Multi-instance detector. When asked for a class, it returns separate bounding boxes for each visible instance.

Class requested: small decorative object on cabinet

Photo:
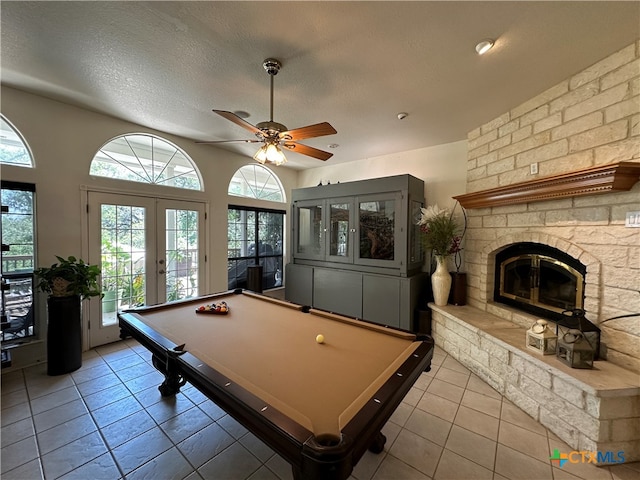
[34,256,102,375]
[417,204,463,307]
[526,319,557,355]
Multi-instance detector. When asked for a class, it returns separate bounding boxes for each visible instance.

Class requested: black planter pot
[448,272,467,306]
[47,295,82,375]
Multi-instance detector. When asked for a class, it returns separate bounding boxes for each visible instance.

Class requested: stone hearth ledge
[429,303,640,464]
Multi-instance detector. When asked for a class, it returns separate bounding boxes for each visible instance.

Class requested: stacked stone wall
[462,40,640,373]
[430,305,640,464]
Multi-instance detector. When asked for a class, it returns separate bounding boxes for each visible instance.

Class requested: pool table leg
[152,353,187,397]
[368,431,386,454]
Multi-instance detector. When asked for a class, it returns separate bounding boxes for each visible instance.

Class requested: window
[1,182,36,342]
[228,206,284,290]
[0,115,33,168]
[90,134,202,191]
[228,164,285,202]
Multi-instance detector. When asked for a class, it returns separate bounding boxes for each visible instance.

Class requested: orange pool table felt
[129,291,420,438]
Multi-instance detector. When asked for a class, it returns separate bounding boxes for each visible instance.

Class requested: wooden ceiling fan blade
[281,122,337,141]
[195,139,261,145]
[213,110,263,136]
[283,142,333,161]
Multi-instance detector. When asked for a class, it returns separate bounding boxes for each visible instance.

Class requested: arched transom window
[0,115,34,168]
[228,164,285,202]
[90,134,202,191]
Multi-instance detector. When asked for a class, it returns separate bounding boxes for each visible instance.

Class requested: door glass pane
[258,211,283,289]
[359,200,395,260]
[297,204,323,255]
[539,258,578,310]
[1,185,35,342]
[228,207,284,290]
[228,209,255,289]
[165,209,199,302]
[101,204,146,325]
[501,258,532,300]
[329,203,350,257]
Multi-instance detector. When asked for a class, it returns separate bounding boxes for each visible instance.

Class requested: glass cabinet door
[327,200,353,263]
[294,201,324,260]
[356,193,401,267]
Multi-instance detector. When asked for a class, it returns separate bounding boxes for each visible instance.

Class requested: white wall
[296,140,468,210]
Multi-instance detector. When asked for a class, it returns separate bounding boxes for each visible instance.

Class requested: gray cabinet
[291,174,424,277]
[285,263,425,330]
[286,175,426,330]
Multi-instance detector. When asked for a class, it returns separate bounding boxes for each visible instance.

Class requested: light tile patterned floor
[2,340,639,480]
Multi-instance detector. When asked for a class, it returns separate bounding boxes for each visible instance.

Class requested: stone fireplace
[431,40,640,463]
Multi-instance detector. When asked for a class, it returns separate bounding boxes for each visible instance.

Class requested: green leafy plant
[417,205,462,257]
[34,256,102,300]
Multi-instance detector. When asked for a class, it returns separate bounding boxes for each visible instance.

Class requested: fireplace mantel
[454,161,640,209]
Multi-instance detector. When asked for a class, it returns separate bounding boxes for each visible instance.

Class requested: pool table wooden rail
[118,291,434,480]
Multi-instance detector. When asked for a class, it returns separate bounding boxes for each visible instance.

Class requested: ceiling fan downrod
[257,58,287,135]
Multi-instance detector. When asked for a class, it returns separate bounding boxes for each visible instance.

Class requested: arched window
[228,164,285,203]
[90,134,202,191]
[0,115,34,167]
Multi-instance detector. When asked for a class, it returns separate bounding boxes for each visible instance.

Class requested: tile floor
[2,340,639,480]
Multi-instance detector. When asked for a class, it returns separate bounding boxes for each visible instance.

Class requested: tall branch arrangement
[417,205,463,258]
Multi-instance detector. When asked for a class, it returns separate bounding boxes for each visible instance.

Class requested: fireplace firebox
[495,243,585,321]
[494,242,600,358]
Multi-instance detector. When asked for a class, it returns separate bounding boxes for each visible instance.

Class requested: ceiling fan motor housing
[256,121,288,137]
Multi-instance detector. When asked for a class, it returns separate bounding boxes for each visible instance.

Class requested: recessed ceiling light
[475,39,494,55]
[328,144,339,149]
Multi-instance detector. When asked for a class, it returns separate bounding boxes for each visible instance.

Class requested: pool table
[118,289,434,480]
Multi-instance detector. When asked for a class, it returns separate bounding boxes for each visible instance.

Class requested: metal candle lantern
[526,319,557,355]
[557,329,595,369]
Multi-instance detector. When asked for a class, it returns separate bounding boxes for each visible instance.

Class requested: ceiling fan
[198,58,337,165]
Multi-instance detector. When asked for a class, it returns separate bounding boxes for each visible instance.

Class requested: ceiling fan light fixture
[253,145,268,164]
[253,142,287,166]
[475,39,495,55]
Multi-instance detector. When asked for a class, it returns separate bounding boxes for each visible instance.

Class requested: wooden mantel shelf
[454,162,640,209]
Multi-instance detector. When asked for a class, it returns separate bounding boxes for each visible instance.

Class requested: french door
[86,192,206,347]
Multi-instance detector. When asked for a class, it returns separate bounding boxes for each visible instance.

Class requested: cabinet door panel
[313,269,362,319]
[285,264,314,306]
[363,276,400,328]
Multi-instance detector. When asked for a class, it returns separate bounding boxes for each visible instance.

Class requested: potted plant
[417,205,463,306]
[34,255,102,375]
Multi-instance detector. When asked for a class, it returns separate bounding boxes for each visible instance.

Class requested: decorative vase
[431,255,452,306]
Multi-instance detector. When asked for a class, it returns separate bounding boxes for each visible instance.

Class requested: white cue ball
[316,334,325,344]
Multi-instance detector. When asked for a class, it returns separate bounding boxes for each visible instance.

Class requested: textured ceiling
[2,2,639,169]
